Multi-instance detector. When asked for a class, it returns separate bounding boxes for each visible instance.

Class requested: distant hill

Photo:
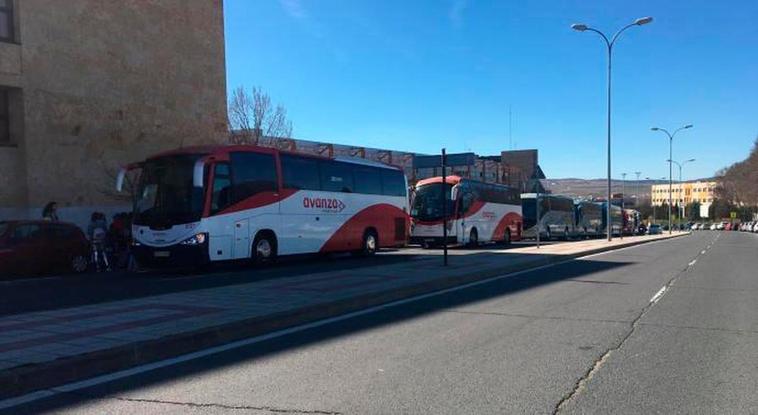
[542,178,668,199]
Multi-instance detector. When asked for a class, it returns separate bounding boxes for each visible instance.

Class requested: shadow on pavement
[0,252,417,317]
[12,255,632,413]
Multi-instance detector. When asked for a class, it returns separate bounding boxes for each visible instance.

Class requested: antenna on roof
[509,105,513,150]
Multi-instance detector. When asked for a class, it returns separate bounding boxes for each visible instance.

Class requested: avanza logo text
[303,197,346,212]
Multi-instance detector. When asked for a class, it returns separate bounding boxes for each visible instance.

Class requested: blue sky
[224,0,758,180]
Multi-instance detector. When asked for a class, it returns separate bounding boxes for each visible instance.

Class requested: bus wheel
[468,228,479,248]
[502,229,511,246]
[252,232,277,265]
[361,230,378,256]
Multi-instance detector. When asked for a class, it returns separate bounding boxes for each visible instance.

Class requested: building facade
[651,181,717,217]
[0,0,228,226]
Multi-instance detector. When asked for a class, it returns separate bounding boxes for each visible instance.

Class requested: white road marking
[0,239,678,410]
[650,286,667,304]
[701,250,706,255]
[688,259,697,267]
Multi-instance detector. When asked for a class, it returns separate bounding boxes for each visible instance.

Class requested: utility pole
[441,148,448,266]
[621,172,626,239]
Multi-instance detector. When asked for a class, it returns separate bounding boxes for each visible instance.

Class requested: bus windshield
[133,154,205,228]
[411,183,454,222]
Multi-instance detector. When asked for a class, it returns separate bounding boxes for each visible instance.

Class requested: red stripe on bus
[493,212,523,241]
[412,200,487,226]
[212,189,299,216]
[319,204,409,253]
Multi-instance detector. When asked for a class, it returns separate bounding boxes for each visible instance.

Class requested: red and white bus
[409,176,523,247]
[116,145,410,268]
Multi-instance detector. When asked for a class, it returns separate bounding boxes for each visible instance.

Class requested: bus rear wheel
[252,232,277,265]
[360,230,378,256]
[468,228,479,248]
[502,229,511,246]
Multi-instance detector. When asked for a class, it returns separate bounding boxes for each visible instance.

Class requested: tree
[715,136,758,205]
[686,202,701,221]
[228,86,293,145]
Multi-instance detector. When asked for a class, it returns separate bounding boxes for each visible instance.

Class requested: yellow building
[651,181,717,217]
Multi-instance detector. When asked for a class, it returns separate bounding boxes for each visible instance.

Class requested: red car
[0,220,90,277]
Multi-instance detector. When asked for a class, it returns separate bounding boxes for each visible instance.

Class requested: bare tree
[228,86,293,145]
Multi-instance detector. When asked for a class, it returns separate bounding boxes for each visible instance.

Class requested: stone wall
[2,0,227,216]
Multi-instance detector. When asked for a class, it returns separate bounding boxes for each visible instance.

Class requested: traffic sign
[730,211,737,219]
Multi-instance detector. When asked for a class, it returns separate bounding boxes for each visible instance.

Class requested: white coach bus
[116,145,410,268]
[409,176,523,247]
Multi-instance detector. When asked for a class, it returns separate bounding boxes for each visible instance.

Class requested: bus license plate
[154,251,170,258]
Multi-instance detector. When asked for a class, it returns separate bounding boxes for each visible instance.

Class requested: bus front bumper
[132,242,210,269]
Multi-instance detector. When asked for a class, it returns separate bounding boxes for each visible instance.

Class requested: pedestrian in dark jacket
[42,202,59,221]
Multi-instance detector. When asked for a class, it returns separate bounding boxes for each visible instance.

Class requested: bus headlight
[180,233,207,245]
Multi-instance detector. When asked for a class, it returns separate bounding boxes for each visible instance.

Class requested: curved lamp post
[572,16,653,241]
[666,158,696,226]
[651,124,693,233]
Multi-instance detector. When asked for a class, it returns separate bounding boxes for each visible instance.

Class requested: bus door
[233,219,250,258]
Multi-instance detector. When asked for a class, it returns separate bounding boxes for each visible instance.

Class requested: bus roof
[145,145,401,170]
[416,175,463,187]
[521,193,572,198]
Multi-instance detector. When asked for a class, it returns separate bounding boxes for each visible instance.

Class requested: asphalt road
[10,231,758,414]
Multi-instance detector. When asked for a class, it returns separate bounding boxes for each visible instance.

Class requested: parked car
[648,224,662,235]
[637,224,648,235]
[0,220,90,277]
[725,223,733,231]
[710,223,718,230]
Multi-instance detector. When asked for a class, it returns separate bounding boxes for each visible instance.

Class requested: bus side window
[211,163,232,213]
[353,166,383,195]
[281,155,320,190]
[320,161,354,193]
[460,191,474,214]
[230,152,277,203]
[381,170,406,197]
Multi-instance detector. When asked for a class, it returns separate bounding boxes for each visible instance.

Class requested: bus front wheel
[252,232,277,265]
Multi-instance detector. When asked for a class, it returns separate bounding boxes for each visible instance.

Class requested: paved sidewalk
[0,233,686,399]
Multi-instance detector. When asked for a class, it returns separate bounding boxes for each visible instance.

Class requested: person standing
[42,201,59,221]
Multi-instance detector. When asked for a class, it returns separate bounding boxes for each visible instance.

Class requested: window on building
[0,89,8,144]
[0,0,13,42]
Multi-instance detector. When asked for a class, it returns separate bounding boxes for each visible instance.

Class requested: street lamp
[572,16,653,241]
[651,124,693,233]
[666,158,696,226]
[621,172,627,239]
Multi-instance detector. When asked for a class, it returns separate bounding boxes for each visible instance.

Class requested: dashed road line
[650,286,667,304]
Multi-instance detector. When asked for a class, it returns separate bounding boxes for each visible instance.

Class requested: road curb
[0,233,687,400]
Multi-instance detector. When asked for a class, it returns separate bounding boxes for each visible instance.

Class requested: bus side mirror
[116,167,126,192]
[193,160,205,188]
